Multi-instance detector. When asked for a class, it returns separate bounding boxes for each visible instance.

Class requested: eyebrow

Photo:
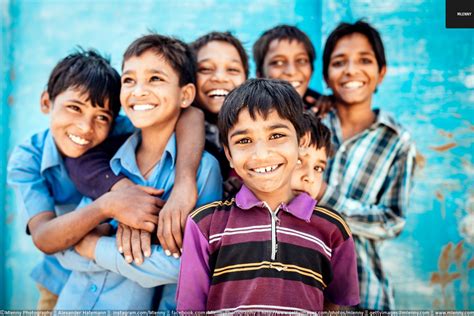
[331,51,375,59]
[68,99,114,116]
[198,58,242,64]
[229,123,292,139]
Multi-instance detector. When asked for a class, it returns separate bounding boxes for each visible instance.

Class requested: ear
[40,91,52,114]
[299,131,311,148]
[179,83,196,109]
[377,66,387,85]
[223,145,234,168]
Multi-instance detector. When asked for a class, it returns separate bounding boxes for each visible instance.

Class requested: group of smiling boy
[8,20,416,312]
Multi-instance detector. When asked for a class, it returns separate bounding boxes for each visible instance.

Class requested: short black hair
[218,78,305,149]
[123,34,196,86]
[253,25,316,77]
[323,20,386,81]
[46,48,121,118]
[191,31,249,79]
[301,112,333,157]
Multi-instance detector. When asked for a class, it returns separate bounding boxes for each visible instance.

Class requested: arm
[157,106,205,256]
[176,219,210,311]
[324,237,360,307]
[319,144,416,240]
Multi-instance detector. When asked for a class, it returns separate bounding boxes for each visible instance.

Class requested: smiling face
[224,109,299,205]
[326,33,386,109]
[261,39,313,97]
[42,87,113,158]
[120,50,192,131]
[196,41,246,114]
[290,141,327,199]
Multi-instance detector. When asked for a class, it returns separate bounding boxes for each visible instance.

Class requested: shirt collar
[235,184,316,222]
[41,129,64,173]
[110,130,177,176]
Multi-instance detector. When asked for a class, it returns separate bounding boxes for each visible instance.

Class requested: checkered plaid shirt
[319,109,416,310]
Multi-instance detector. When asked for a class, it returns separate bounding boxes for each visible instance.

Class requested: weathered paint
[1,0,472,309]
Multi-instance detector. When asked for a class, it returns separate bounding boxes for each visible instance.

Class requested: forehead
[54,87,111,110]
[267,39,308,57]
[122,50,176,75]
[231,108,294,132]
[300,145,327,161]
[331,33,374,57]
[197,41,242,63]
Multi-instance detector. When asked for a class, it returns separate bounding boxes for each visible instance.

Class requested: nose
[283,62,297,76]
[76,116,93,134]
[132,83,149,97]
[254,140,270,159]
[302,167,315,184]
[344,60,358,76]
[211,68,228,82]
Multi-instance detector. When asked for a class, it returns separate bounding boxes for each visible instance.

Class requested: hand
[116,223,151,265]
[224,176,242,199]
[75,223,112,260]
[98,185,165,232]
[157,180,198,258]
[305,94,335,118]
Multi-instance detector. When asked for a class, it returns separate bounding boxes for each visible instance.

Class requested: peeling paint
[430,142,458,152]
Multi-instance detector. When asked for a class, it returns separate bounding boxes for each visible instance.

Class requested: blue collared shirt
[7,129,81,294]
[55,131,223,310]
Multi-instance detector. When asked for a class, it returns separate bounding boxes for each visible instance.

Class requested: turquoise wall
[1,0,472,309]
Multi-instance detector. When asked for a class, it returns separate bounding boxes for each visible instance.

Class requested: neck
[136,121,176,178]
[254,187,295,211]
[335,101,375,141]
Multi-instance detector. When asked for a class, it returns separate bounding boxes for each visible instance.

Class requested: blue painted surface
[1,0,472,310]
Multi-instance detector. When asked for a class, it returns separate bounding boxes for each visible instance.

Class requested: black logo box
[446,0,474,28]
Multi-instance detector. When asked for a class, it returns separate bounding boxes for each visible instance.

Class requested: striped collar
[235,185,316,222]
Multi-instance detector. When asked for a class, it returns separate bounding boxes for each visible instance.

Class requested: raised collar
[235,184,316,222]
[40,129,63,174]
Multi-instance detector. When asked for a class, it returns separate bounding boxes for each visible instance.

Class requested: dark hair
[46,48,121,118]
[323,20,386,81]
[123,34,196,86]
[191,31,249,79]
[218,78,305,149]
[301,112,333,157]
[253,25,316,77]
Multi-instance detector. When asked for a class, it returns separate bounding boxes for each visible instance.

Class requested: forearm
[55,248,105,272]
[30,200,108,254]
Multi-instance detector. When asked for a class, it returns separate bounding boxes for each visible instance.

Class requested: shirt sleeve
[195,153,223,208]
[324,237,360,306]
[55,249,106,272]
[94,236,180,288]
[63,134,129,200]
[176,218,210,311]
[320,142,416,240]
[7,143,55,228]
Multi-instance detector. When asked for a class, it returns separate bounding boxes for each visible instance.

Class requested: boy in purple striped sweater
[176,79,359,312]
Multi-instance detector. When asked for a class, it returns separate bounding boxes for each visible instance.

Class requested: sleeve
[320,142,416,240]
[195,153,223,208]
[324,237,360,306]
[63,134,129,200]
[55,248,106,273]
[176,218,210,311]
[94,236,180,288]
[7,143,55,228]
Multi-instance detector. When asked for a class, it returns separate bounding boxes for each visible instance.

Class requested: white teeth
[207,89,229,98]
[132,104,156,111]
[290,81,301,88]
[342,81,364,89]
[254,165,278,174]
[68,134,90,146]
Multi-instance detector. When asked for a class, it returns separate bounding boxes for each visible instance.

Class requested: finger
[155,197,166,209]
[156,215,169,256]
[122,225,133,264]
[116,224,123,253]
[305,95,316,105]
[162,213,179,258]
[131,229,143,265]
[140,230,152,258]
[172,213,184,254]
[139,219,157,233]
[137,186,165,196]
[180,212,188,231]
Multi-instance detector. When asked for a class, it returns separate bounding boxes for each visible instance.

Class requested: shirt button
[90,284,97,292]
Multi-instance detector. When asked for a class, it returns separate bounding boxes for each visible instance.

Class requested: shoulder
[312,204,351,240]
[377,110,416,155]
[197,151,222,180]
[8,130,50,170]
[189,197,235,224]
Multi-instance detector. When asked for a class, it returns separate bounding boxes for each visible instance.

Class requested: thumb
[137,186,165,196]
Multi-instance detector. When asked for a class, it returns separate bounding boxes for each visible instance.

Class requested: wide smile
[250,163,282,175]
[289,81,302,89]
[130,103,158,111]
[341,80,366,90]
[67,133,91,146]
[206,89,230,99]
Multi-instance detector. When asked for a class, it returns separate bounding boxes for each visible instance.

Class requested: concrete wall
[1,0,472,309]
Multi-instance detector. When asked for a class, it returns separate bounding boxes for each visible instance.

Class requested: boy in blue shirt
[7,49,206,309]
[54,34,222,310]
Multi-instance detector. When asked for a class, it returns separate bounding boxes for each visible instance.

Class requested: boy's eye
[122,77,134,84]
[96,115,110,123]
[236,138,251,145]
[296,58,309,65]
[66,105,81,112]
[314,166,325,173]
[331,60,345,67]
[270,133,285,140]
[198,67,213,74]
[270,60,285,67]
[150,76,163,82]
[360,57,373,64]
[228,67,241,74]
